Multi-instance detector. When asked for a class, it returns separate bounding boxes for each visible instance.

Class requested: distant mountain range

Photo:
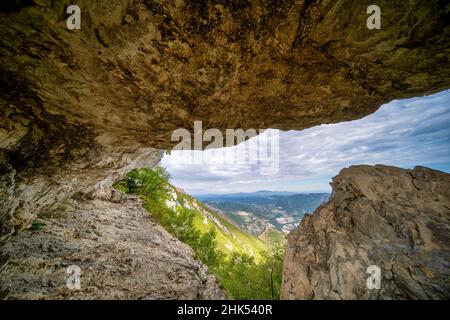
[196,190,299,200]
[197,191,330,235]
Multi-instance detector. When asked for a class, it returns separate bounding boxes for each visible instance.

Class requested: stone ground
[0,196,225,299]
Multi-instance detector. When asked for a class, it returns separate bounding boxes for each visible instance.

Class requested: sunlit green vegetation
[30,221,46,231]
[114,166,284,299]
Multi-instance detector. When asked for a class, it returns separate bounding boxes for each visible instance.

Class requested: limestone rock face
[0,146,164,244]
[1,0,449,241]
[281,165,450,300]
[0,0,449,300]
[1,0,449,148]
[0,196,225,299]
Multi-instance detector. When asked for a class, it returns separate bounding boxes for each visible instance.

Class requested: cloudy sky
[161,90,450,195]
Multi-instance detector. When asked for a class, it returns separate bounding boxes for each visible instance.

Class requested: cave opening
[1,0,449,301]
[112,90,450,299]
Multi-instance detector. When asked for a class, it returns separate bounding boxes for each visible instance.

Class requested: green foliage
[165,207,202,246]
[215,247,284,299]
[196,228,225,268]
[116,166,284,299]
[259,227,287,249]
[30,221,46,231]
[122,166,170,199]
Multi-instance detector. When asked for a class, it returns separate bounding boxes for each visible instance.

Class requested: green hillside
[258,226,287,248]
[114,166,285,299]
[173,190,268,260]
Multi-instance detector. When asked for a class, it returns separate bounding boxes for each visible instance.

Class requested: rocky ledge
[0,196,225,299]
[281,165,450,299]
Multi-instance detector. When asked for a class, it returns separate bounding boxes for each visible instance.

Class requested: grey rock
[281,165,450,300]
[1,0,449,242]
[0,197,225,299]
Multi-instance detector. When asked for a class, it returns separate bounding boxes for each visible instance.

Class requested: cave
[0,0,449,300]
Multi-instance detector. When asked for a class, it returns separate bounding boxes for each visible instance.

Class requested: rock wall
[2,0,449,146]
[0,145,164,244]
[281,165,450,299]
[0,196,225,299]
[0,0,449,300]
[1,0,449,242]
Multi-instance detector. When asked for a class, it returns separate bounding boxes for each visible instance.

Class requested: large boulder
[281,165,450,299]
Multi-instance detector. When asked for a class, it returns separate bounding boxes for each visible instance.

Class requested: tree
[125,166,170,201]
[196,228,223,268]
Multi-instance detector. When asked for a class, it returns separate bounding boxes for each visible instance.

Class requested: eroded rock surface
[281,165,450,300]
[0,146,164,244]
[1,0,449,242]
[0,0,449,300]
[0,196,225,299]
[2,0,449,144]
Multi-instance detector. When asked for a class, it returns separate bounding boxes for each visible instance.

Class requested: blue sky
[162,90,450,194]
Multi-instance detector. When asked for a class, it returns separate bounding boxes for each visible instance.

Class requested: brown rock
[281,165,450,300]
[0,1,449,300]
[0,196,225,299]
[0,1,449,242]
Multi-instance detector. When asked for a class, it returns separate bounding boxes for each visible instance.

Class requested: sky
[161,90,450,195]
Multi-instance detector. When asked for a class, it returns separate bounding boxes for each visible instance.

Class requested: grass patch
[29,221,46,231]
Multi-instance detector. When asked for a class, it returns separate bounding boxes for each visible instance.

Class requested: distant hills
[198,192,330,235]
[164,186,275,258]
[196,190,299,200]
[157,188,329,253]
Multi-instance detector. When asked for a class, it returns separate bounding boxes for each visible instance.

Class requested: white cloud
[161,90,450,194]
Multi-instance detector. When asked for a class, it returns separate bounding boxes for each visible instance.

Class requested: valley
[197,192,329,236]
